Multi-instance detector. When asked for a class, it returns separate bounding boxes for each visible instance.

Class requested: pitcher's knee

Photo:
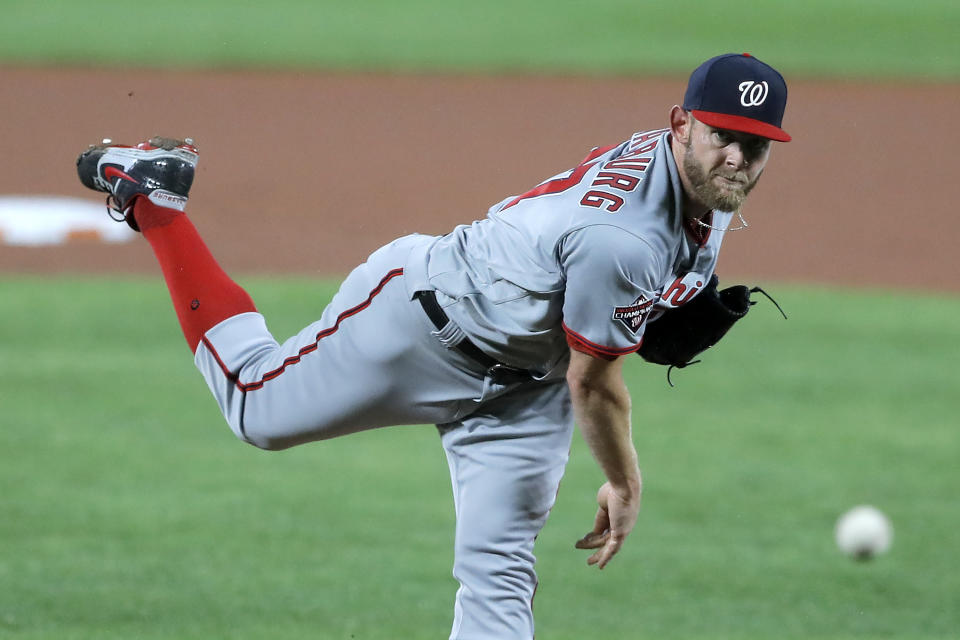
[226,411,303,451]
[241,431,294,451]
[238,421,305,451]
[454,546,537,595]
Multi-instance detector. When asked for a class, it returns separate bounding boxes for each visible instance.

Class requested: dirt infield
[1,67,956,292]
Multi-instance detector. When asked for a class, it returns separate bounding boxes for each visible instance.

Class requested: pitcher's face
[677,113,771,212]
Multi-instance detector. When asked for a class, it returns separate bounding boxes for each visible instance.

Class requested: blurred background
[1,1,957,638]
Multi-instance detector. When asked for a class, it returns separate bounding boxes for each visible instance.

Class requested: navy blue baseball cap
[683,53,791,142]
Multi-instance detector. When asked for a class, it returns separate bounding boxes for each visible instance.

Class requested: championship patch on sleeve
[612,295,653,334]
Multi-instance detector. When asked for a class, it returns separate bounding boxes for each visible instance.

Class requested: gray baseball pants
[194,234,574,639]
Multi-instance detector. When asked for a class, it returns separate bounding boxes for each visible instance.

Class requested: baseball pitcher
[75,53,790,639]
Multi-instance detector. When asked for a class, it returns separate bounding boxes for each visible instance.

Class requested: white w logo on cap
[738,80,769,107]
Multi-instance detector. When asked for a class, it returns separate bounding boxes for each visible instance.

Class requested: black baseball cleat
[76,137,199,231]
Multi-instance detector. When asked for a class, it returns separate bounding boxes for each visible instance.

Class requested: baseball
[834,505,893,560]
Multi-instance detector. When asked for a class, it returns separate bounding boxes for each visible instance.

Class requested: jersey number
[500,144,615,211]
[501,139,657,213]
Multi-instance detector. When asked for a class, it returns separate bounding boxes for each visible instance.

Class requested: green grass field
[1,277,957,639]
[2,0,958,79]
[2,0,958,637]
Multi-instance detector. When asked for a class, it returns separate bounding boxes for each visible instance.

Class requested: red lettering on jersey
[502,134,660,214]
[633,141,659,154]
[604,156,652,172]
[501,163,594,211]
[580,144,618,165]
[633,130,663,144]
[592,171,640,192]
[627,129,666,154]
[661,279,685,305]
[580,190,625,212]
[661,277,705,306]
[579,140,656,208]
[501,145,614,211]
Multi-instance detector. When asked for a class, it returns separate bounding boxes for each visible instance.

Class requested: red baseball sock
[133,198,257,353]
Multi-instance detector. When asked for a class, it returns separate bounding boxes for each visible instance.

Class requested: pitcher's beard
[683,152,761,213]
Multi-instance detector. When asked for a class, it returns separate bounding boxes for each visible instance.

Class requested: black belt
[415,290,533,385]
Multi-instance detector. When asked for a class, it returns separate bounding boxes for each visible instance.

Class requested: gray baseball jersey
[405,127,731,375]
[193,127,732,640]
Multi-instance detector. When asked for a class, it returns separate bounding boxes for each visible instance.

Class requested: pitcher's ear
[670,105,693,144]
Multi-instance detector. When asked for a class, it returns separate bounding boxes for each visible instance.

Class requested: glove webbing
[664,285,787,387]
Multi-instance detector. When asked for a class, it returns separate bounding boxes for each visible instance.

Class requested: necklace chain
[694,210,750,232]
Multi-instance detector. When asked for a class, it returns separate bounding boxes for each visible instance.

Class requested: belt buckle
[487,363,530,385]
